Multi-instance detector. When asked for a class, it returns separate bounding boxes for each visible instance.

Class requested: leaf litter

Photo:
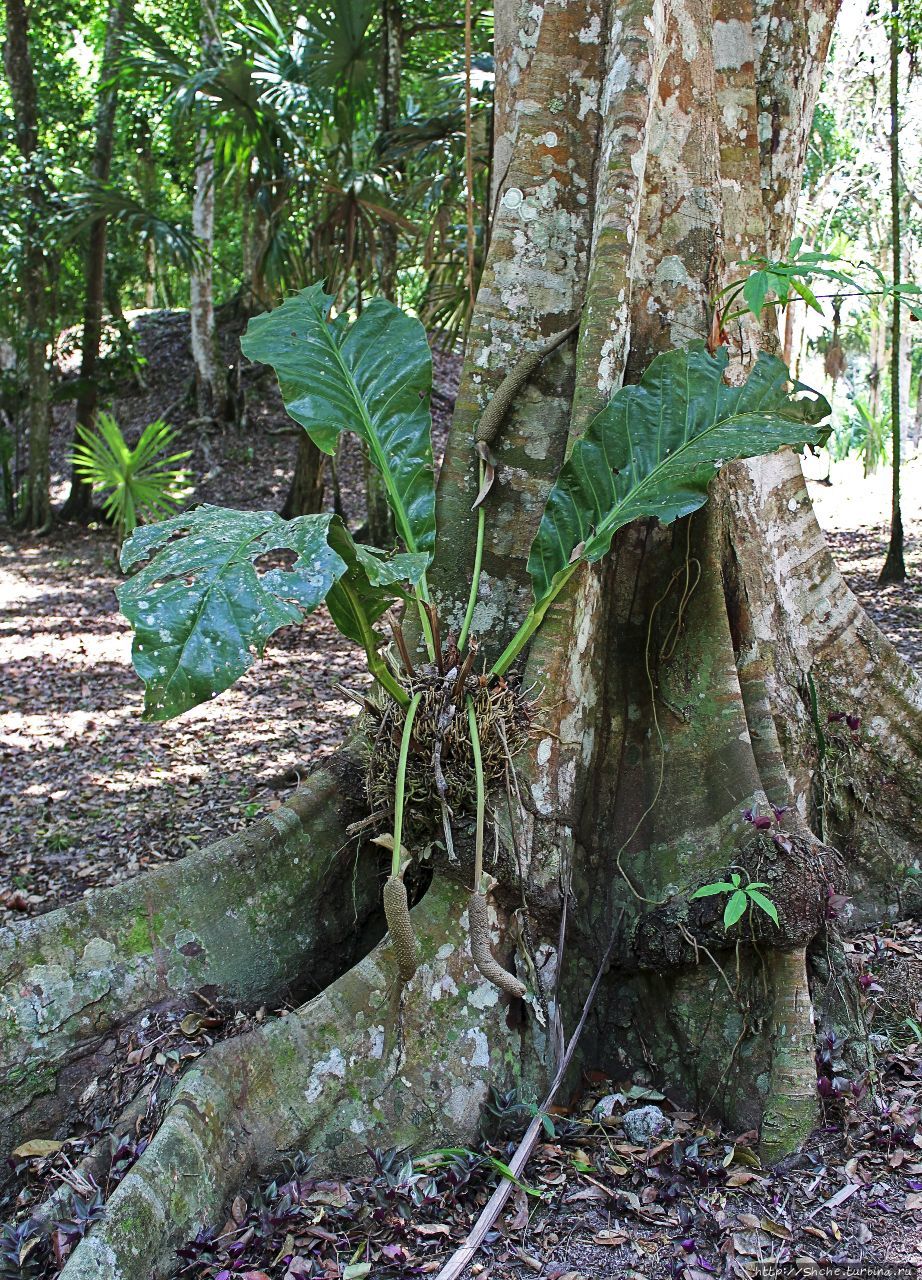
[2,918,921,1278]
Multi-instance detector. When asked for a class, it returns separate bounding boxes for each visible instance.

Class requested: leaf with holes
[241,282,436,556]
[117,505,346,720]
[527,341,830,612]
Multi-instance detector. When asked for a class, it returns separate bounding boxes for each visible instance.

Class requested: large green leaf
[117,505,347,720]
[240,283,436,556]
[324,516,428,649]
[528,342,831,608]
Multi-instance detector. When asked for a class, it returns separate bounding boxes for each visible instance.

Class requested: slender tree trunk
[189,1,231,423]
[190,127,229,421]
[867,303,886,418]
[62,0,130,521]
[136,115,158,308]
[880,0,905,582]
[362,0,404,547]
[280,429,325,517]
[144,239,157,308]
[241,171,277,313]
[377,0,403,302]
[3,0,51,530]
[782,295,796,366]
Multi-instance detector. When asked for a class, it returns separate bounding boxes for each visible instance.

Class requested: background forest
[0,0,919,528]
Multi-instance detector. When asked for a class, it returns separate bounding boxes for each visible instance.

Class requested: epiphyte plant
[116,282,831,994]
[691,871,780,931]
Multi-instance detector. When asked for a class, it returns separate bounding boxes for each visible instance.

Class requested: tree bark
[62,0,130,521]
[3,0,52,530]
[5,4,922,1275]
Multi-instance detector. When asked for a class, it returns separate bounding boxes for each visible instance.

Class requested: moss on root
[58,878,548,1280]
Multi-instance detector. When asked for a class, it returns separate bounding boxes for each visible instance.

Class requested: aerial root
[57,878,540,1280]
[366,672,532,824]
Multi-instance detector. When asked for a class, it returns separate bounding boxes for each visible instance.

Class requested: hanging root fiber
[365,674,532,829]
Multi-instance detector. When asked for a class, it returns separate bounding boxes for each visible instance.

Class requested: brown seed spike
[383,875,418,984]
[468,892,527,998]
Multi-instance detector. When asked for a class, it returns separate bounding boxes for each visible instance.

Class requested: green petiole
[339,579,410,707]
[458,459,486,653]
[489,563,578,678]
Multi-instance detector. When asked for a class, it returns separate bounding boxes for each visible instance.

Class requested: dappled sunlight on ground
[0,528,368,918]
[806,452,922,670]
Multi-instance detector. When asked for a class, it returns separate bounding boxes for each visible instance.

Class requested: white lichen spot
[431,974,459,1000]
[468,980,501,1011]
[713,19,750,70]
[578,14,601,43]
[601,54,630,113]
[368,1025,386,1060]
[465,1027,491,1068]
[81,937,116,969]
[303,1045,347,1103]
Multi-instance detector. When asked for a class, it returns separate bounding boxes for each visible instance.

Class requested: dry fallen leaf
[12,1139,65,1159]
[592,1230,628,1246]
[760,1218,793,1241]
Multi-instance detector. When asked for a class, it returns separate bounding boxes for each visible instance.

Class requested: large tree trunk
[62,0,130,522]
[3,0,52,531]
[4,4,922,1276]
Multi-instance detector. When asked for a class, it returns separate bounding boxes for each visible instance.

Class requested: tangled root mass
[365,671,532,832]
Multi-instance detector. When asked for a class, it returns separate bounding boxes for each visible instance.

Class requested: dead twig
[433,911,623,1280]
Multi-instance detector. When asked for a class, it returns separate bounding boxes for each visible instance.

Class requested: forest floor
[1,311,921,1278]
[5,918,922,1279]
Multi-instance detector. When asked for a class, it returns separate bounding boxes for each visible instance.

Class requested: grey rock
[622,1104,667,1145]
[591,1093,623,1121]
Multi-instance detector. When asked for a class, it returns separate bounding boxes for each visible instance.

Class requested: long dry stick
[433,915,622,1280]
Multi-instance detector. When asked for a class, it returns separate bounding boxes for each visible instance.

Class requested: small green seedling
[691,872,779,931]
